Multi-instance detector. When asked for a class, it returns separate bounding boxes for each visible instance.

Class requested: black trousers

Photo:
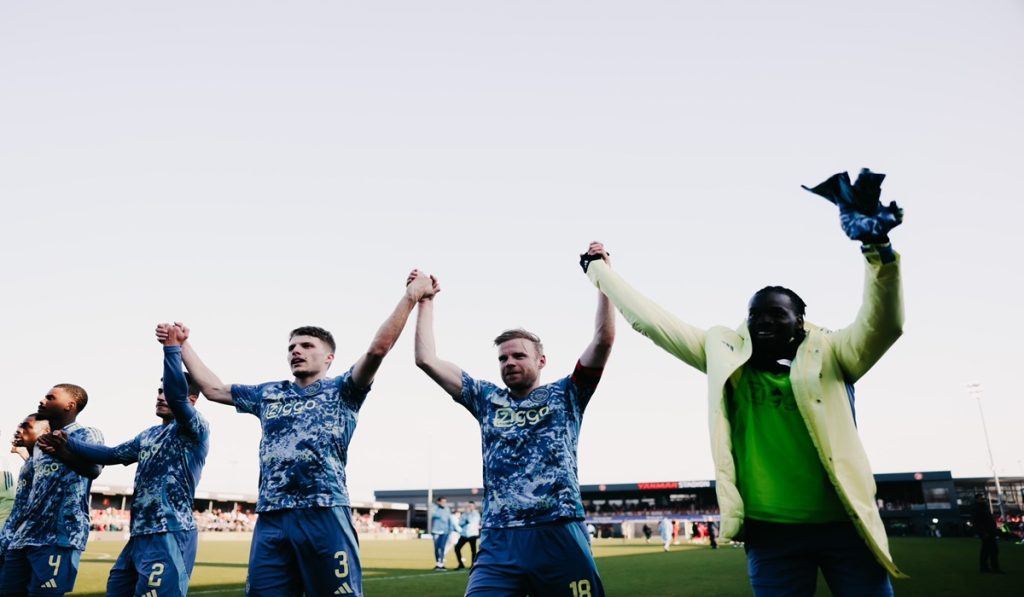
[455,535,479,567]
[979,535,1000,571]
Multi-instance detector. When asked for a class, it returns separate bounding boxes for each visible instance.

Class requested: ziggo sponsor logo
[493,406,550,428]
[265,399,320,420]
[37,461,63,476]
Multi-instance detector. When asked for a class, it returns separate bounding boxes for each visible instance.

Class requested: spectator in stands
[581,169,906,595]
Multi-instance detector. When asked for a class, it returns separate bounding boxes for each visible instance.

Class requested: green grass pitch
[72,537,1021,595]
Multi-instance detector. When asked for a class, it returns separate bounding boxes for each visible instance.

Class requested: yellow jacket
[586,245,905,577]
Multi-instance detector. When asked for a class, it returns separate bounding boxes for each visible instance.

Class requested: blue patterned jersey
[0,459,34,552]
[457,361,602,529]
[232,367,370,512]
[9,422,103,551]
[109,414,209,535]
[66,346,210,535]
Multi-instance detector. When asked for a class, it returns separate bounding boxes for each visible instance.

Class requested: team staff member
[581,169,906,596]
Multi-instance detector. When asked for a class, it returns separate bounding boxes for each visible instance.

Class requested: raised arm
[157,323,234,405]
[802,168,905,382]
[414,277,464,399]
[351,270,437,387]
[581,243,708,373]
[579,242,616,368]
[159,327,200,427]
[36,431,103,479]
[830,244,903,382]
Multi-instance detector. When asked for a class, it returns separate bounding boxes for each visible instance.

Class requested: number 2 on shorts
[148,563,165,587]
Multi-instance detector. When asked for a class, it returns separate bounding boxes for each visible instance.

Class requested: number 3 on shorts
[569,579,591,597]
[334,551,348,579]
[148,563,165,587]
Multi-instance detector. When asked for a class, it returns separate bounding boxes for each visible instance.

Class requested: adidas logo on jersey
[142,590,159,597]
[40,579,58,588]
[334,582,354,594]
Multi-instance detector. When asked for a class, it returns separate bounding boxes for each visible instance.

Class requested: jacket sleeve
[831,244,904,383]
[586,260,708,373]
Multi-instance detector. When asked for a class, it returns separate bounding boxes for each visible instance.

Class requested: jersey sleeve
[162,346,205,438]
[69,435,137,466]
[568,360,604,414]
[338,367,372,411]
[586,259,709,373]
[82,426,104,445]
[75,426,106,475]
[830,244,904,384]
[183,413,211,444]
[455,372,490,421]
[232,384,262,416]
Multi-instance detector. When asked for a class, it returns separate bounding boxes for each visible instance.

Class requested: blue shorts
[246,506,361,597]
[744,519,893,597]
[466,521,603,597]
[106,529,198,597]
[0,545,81,596]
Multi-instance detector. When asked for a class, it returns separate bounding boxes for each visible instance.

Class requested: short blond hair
[493,329,543,355]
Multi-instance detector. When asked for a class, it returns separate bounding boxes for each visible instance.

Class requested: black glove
[802,168,903,244]
[579,252,607,273]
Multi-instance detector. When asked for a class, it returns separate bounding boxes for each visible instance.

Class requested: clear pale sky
[2,1,1022,502]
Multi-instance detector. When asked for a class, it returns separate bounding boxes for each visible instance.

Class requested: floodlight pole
[967,382,1006,521]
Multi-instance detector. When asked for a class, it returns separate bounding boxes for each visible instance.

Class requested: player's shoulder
[540,376,570,392]
[68,422,103,440]
[472,376,503,396]
[325,371,351,388]
[329,365,370,389]
[139,423,165,438]
[265,379,293,391]
[189,411,212,436]
[242,379,292,395]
